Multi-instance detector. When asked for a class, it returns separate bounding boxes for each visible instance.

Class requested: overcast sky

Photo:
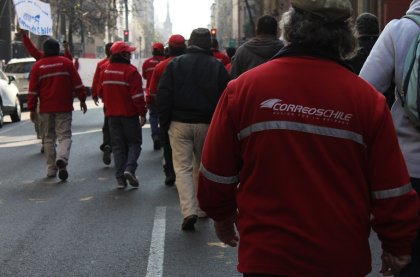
[154,0,214,39]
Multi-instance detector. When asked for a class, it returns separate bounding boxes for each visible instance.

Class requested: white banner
[13,0,53,36]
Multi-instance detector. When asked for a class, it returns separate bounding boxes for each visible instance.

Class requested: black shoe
[102,145,112,165]
[116,177,127,189]
[164,174,175,186]
[182,215,198,231]
[153,139,161,150]
[56,159,68,181]
[124,171,139,188]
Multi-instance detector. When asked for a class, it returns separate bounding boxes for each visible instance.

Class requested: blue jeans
[148,104,160,141]
[108,116,142,179]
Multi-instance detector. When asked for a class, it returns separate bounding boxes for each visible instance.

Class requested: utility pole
[0,0,12,61]
[124,0,129,42]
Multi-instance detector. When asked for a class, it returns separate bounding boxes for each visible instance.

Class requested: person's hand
[30,111,36,123]
[80,102,87,114]
[63,40,69,50]
[93,96,99,106]
[140,116,146,126]
[380,251,411,276]
[214,213,239,247]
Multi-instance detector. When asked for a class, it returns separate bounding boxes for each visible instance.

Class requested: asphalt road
[0,100,383,277]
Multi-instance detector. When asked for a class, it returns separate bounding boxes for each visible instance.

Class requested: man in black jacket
[157,28,230,231]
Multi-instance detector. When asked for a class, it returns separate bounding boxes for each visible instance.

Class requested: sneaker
[123,171,139,188]
[182,215,198,231]
[164,174,175,186]
[102,145,112,165]
[47,171,57,178]
[116,177,127,189]
[197,210,208,219]
[56,159,68,181]
[153,139,161,150]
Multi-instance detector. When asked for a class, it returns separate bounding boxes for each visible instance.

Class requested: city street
[0,100,383,277]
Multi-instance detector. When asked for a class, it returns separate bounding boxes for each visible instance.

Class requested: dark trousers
[397,177,420,277]
[100,107,111,150]
[148,104,160,141]
[160,127,174,177]
[108,116,142,179]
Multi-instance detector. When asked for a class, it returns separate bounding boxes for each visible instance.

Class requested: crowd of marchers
[20,0,420,276]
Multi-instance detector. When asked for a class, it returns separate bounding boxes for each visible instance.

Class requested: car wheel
[10,98,21,122]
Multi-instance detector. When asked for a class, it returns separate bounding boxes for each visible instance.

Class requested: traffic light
[210,28,217,37]
[124,30,129,42]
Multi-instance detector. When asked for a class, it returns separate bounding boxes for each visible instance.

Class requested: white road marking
[146,206,166,277]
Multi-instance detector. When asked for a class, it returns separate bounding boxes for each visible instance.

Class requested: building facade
[211,0,412,50]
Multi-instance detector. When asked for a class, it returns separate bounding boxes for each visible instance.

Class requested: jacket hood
[244,35,284,59]
[408,0,420,15]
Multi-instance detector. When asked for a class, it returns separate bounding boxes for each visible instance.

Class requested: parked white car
[0,69,21,128]
[4,57,36,110]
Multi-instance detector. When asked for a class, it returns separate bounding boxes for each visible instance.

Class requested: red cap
[110,41,136,54]
[152,42,164,52]
[168,34,186,47]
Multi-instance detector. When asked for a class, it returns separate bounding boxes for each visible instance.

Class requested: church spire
[163,0,172,41]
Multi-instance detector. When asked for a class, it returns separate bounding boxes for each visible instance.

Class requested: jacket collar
[272,45,353,72]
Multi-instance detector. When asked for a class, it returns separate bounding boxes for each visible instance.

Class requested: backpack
[399,14,420,127]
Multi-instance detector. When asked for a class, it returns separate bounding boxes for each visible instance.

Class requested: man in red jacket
[98,41,147,189]
[91,42,113,165]
[197,1,420,276]
[211,38,230,66]
[142,42,165,150]
[28,39,87,181]
[19,27,73,154]
[149,34,186,186]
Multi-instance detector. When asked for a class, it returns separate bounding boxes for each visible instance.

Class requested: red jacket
[147,57,175,105]
[91,58,109,100]
[22,31,72,61]
[142,55,165,102]
[28,56,86,113]
[198,56,420,276]
[98,62,147,117]
[212,50,230,66]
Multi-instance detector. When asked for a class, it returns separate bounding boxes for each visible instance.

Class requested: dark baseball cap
[291,0,353,21]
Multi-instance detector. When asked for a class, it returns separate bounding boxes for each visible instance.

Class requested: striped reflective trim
[372,183,412,200]
[39,72,70,80]
[200,163,239,184]
[132,93,144,99]
[74,84,83,89]
[28,91,38,95]
[102,81,129,86]
[237,121,365,146]
[145,67,155,72]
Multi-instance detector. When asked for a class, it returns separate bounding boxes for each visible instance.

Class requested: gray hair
[280,8,357,60]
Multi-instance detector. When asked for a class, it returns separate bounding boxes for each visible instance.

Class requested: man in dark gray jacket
[157,28,230,231]
[230,15,284,78]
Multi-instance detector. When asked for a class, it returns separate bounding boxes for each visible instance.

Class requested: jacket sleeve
[368,101,420,256]
[156,63,174,130]
[27,63,40,112]
[129,70,147,117]
[64,50,73,61]
[359,22,396,93]
[69,63,86,103]
[147,66,161,106]
[197,84,241,221]
[21,31,43,60]
[91,63,101,99]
